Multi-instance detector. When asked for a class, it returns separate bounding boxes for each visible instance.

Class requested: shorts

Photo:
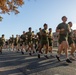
[48,38,52,46]
[58,35,67,44]
[14,43,18,46]
[27,39,32,45]
[68,37,73,46]
[0,42,3,47]
[49,42,52,46]
[74,40,76,44]
[41,40,48,47]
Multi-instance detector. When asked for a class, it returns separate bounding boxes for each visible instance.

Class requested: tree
[0,0,24,19]
[0,16,3,21]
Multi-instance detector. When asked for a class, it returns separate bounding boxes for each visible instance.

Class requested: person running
[0,34,5,54]
[56,16,72,63]
[20,31,26,54]
[14,35,19,52]
[36,28,42,52]
[10,35,15,51]
[73,30,76,52]
[5,39,9,49]
[17,35,21,52]
[32,31,36,53]
[26,27,33,55]
[48,28,54,57]
[68,22,76,60]
[38,23,49,58]
[34,34,38,52]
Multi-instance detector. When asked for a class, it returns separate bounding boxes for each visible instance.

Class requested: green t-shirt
[37,32,41,40]
[26,32,32,40]
[41,29,48,41]
[57,22,69,36]
[0,37,3,44]
[11,37,14,43]
[20,34,26,42]
[14,37,19,44]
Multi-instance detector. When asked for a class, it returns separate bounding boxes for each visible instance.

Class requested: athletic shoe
[66,59,72,63]
[29,53,32,56]
[56,55,60,61]
[44,55,49,59]
[69,56,76,61]
[21,51,24,55]
[50,55,55,58]
[38,54,40,58]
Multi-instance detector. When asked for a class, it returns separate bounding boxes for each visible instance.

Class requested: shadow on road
[0,51,70,75]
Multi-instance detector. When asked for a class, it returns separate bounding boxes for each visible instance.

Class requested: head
[43,23,48,30]
[23,31,25,34]
[18,35,20,37]
[39,28,42,32]
[29,27,32,32]
[68,22,72,27]
[32,31,34,33]
[49,28,52,32]
[2,34,4,38]
[12,35,14,37]
[62,16,67,23]
[16,35,18,37]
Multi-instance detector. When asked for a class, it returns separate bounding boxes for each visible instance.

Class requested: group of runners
[0,16,76,63]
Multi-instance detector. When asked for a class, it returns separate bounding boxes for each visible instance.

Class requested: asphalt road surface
[0,49,76,75]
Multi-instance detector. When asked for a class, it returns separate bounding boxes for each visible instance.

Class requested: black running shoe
[1,52,2,54]
[50,55,55,58]
[40,51,43,54]
[0,51,2,54]
[36,49,38,52]
[21,51,24,55]
[66,59,72,63]
[44,55,49,59]
[33,51,35,53]
[29,53,32,56]
[38,54,40,58]
[18,49,19,51]
[26,49,28,52]
[56,55,60,61]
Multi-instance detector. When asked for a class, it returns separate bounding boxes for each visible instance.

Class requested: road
[0,49,76,75]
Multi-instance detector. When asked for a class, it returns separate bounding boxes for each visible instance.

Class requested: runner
[0,34,5,54]
[5,39,9,49]
[73,30,76,52]
[36,28,42,52]
[38,23,49,58]
[32,31,36,53]
[10,35,14,51]
[48,28,54,57]
[14,35,19,52]
[56,16,72,63]
[26,27,33,55]
[68,22,76,60]
[20,31,26,54]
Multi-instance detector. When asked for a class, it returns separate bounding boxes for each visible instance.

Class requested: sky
[0,0,76,39]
